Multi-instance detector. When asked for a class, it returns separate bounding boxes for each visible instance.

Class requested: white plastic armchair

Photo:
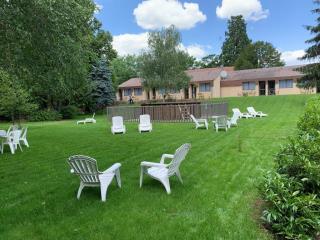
[19,127,29,147]
[1,130,22,154]
[247,107,268,118]
[68,155,121,202]
[232,108,253,119]
[111,116,126,134]
[140,143,191,194]
[190,114,208,130]
[139,114,152,133]
[227,112,240,128]
[214,116,228,132]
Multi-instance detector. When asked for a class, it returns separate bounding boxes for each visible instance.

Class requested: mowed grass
[0,94,314,240]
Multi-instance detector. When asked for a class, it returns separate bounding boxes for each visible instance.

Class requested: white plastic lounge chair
[214,116,228,132]
[1,130,22,154]
[190,114,208,130]
[139,114,152,133]
[247,107,268,118]
[140,143,191,194]
[77,113,96,124]
[68,155,121,202]
[111,116,126,134]
[19,127,29,147]
[232,108,253,119]
[227,112,240,128]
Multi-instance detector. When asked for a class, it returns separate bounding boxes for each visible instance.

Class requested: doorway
[268,80,276,95]
[152,88,156,99]
[191,85,197,99]
[259,81,266,96]
[118,89,123,101]
[184,88,189,99]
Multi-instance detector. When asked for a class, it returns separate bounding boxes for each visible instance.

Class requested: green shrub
[28,109,62,122]
[60,105,80,119]
[261,97,320,239]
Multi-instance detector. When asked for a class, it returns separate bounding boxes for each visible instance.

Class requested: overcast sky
[95,0,316,66]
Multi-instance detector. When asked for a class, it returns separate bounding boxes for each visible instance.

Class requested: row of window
[124,79,295,96]
[242,80,294,90]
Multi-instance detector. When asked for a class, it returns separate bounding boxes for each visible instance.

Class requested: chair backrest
[140,114,151,125]
[230,112,240,124]
[189,114,199,126]
[247,107,256,114]
[12,130,22,144]
[232,108,241,115]
[21,127,28,139]
[68,155,100,183]
[167,143,191,176]
[92,113,95,119]
[216,116,228,127]
[112,116,124,128]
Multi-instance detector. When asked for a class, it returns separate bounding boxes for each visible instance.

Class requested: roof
[118,78,142,88]
[186,66,234,83]
[223,65,304,82]
[118,66,305,88]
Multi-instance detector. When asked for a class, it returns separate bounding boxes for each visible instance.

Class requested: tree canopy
[221,16,251,66]
[139,26,191,97]
[298,0,320,90]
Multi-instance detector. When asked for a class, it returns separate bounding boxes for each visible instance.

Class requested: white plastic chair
[232,108,253,119]
[214,116,228,132]
[139,114,152,133]
[77,113,96,124]
[111,116,126,134]
[227,112,240,128]
[1,130,22,154]
[140,143,191,194]
[68,155,121,202]
[190,114,208,130]
[247,107,268,118]
[19,127,29,147]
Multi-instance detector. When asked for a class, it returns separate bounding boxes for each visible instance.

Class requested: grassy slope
[0,95,313,240]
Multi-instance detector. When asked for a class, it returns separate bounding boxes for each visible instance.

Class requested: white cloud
[94,2,103,14]
[280,50,318,66]
[113,33,149,56]
[133,0,207,30]
[216,0,269,21]
[180,44,208,59]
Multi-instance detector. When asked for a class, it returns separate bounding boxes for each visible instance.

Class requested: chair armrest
[102,163,121,174]
[160,154,174,164]
[141,161,167,168]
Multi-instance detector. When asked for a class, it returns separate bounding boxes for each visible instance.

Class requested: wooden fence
[106,102,228,122]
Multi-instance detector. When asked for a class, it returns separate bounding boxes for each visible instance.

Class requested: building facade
[116,66,315,102]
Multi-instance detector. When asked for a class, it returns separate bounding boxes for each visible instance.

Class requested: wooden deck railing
[106,102,228,122]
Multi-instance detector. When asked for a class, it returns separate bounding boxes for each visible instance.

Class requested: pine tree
[298,0,320,90]
[221,15,251,66]
[90,57,115,109]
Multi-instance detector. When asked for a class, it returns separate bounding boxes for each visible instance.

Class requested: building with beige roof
[116,65,315,102]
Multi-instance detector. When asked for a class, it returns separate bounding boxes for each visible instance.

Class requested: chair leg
[176,169,183,184]
[23,139,29,147]
[100,182,110,202]
[160,177,171,194]
[0,142,3,154]
[139,166,144,187]
[115,169,121,188]
[77,182,85,199]
[9,143,15,154]
[18,143,23,152]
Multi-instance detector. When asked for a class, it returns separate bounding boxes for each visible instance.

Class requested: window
[199,83,211,92]
[279,79,293,88]
[123,88,132,96]
[242,82,256,91]
[134,88,142,96]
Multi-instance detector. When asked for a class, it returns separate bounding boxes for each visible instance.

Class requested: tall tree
[139,26,191,98]
[235,42,284,70]
[221,15,251,66]
[298,0,320,90]
[0,0,96,110]
[111,55,141,87]
[90,58,115,109]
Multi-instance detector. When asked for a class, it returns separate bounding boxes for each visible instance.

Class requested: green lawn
[0,95,314,240]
